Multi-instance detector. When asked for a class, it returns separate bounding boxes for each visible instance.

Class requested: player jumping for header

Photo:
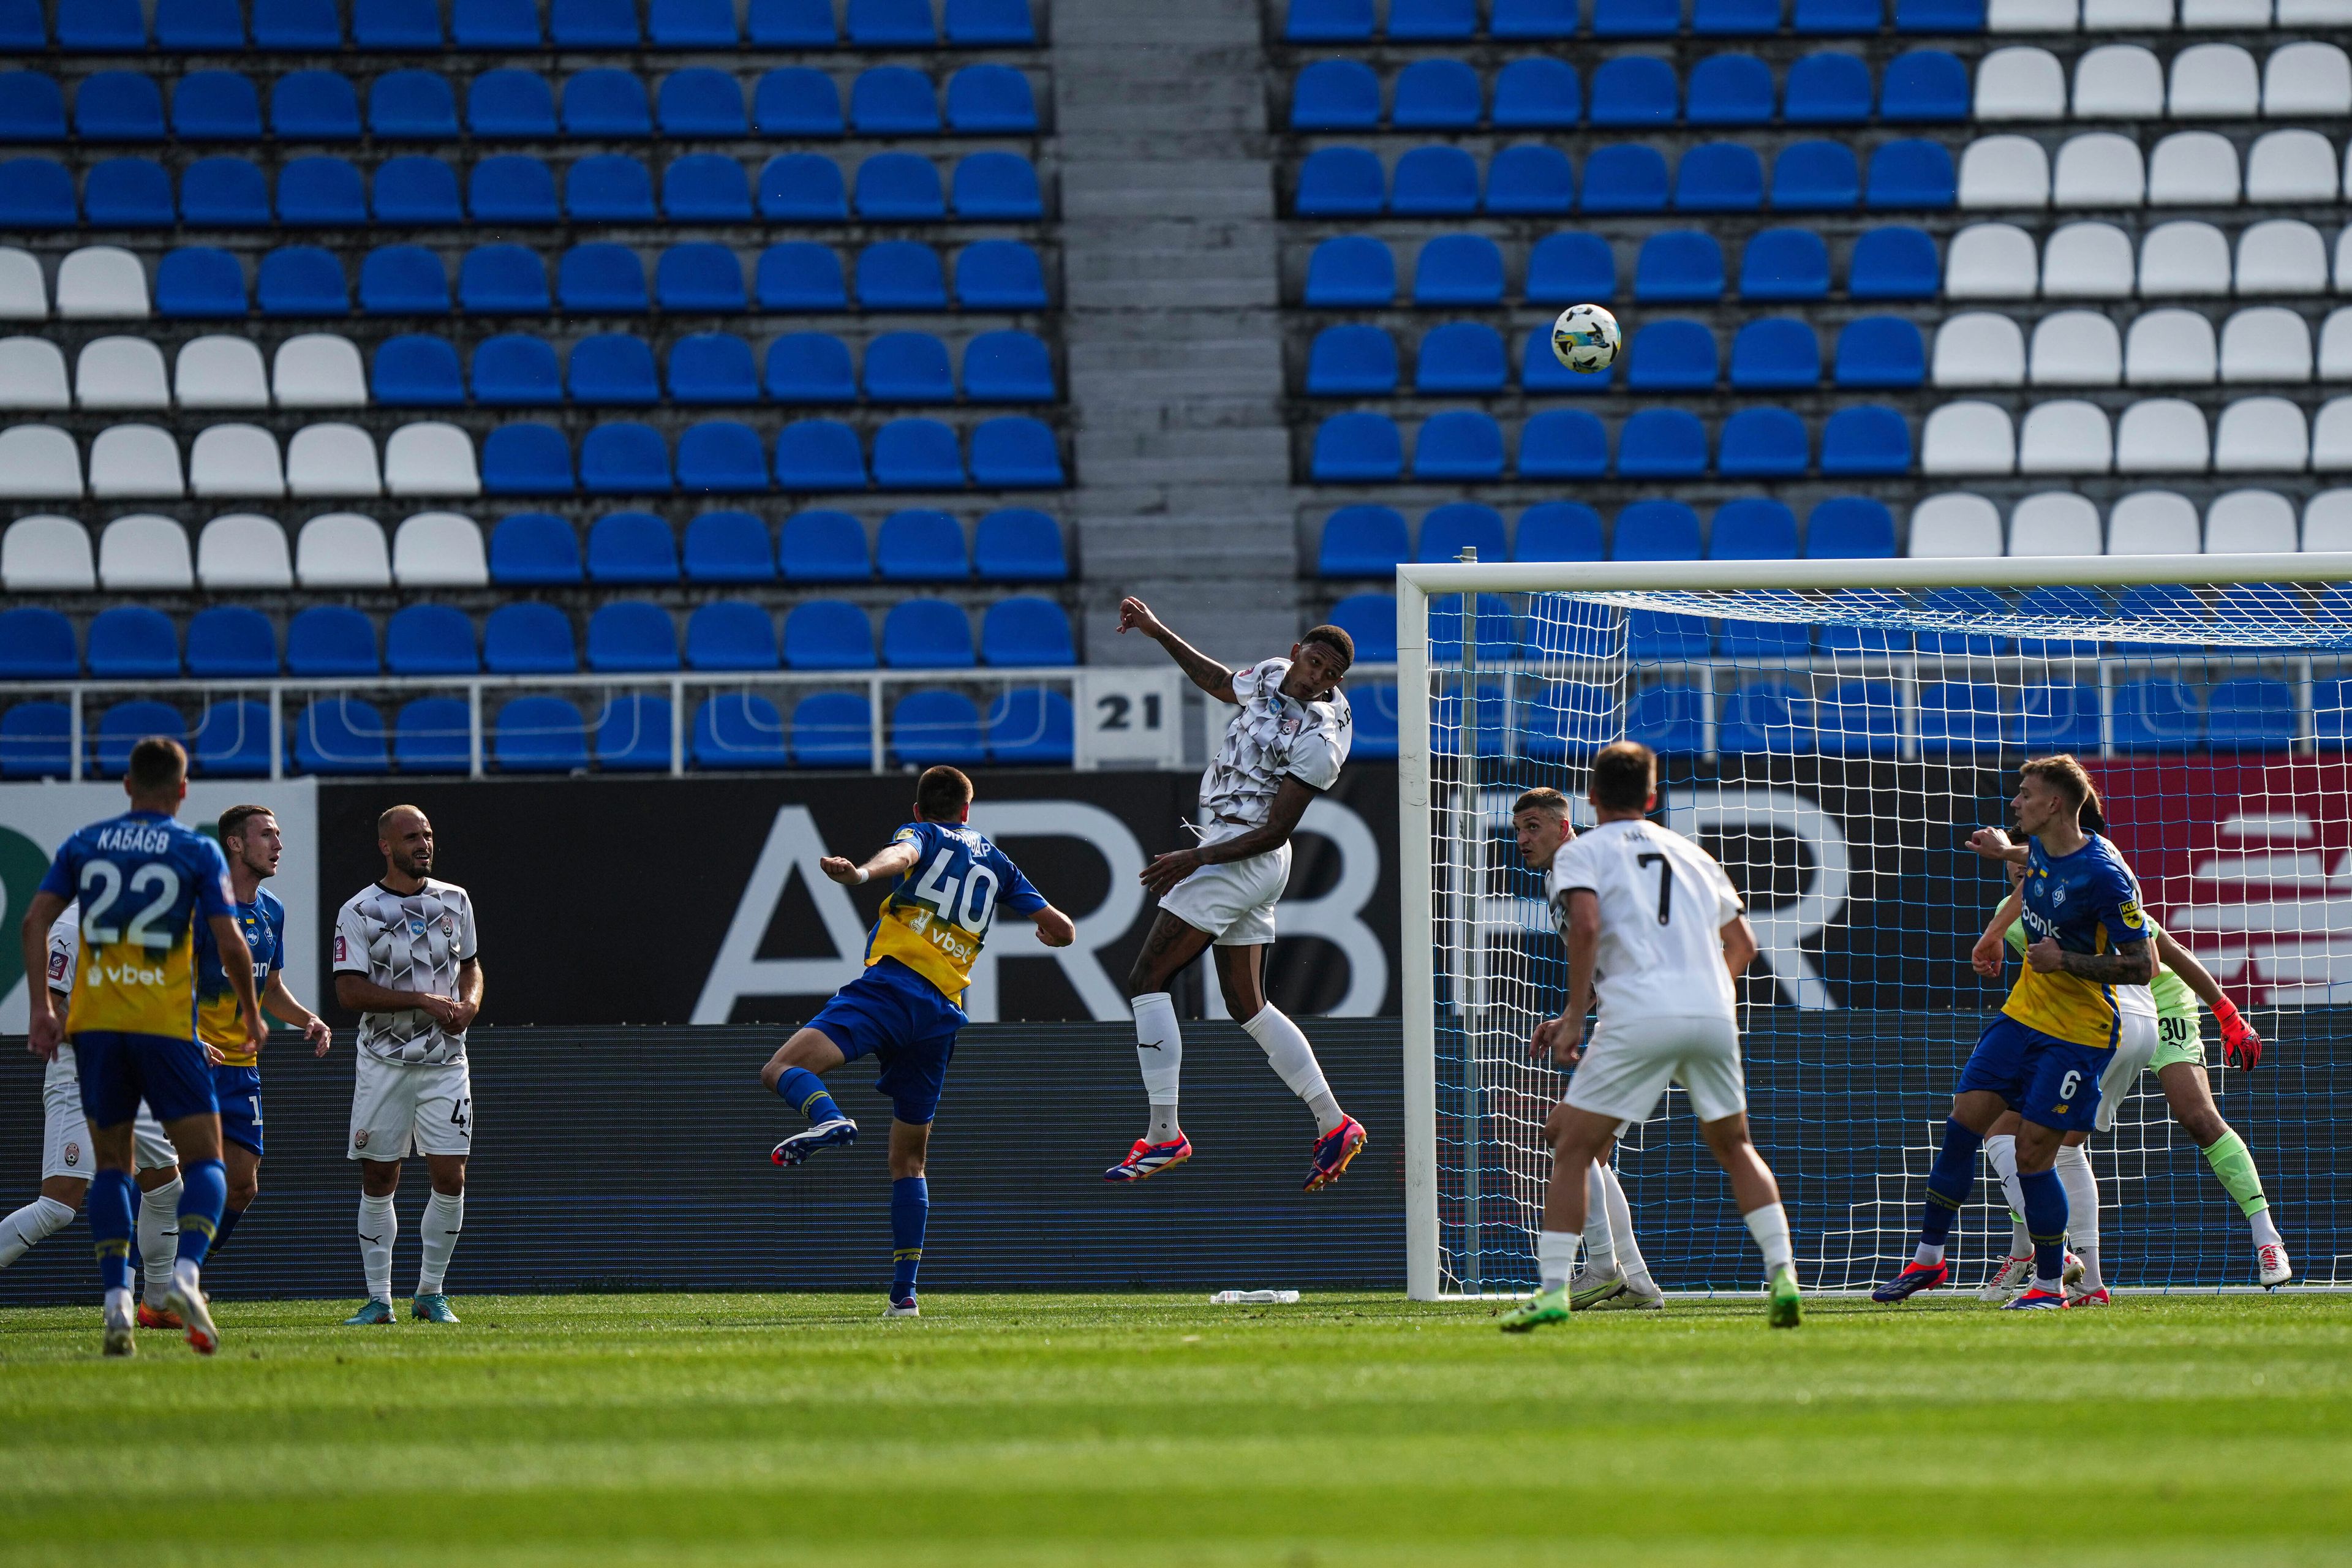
[761,766,1074,1318]
[1101,597,1370,1192]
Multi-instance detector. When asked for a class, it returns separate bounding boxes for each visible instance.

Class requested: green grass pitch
[4,1292,2349,1567]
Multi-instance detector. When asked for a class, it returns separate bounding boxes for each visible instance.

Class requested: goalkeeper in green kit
[1971,832,2291,1298]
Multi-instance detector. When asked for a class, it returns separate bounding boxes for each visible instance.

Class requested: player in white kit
[1101,596,1371,1192]
[1500,742,1802,1332]
[0,907,187,1329]
[333,805,482,1326]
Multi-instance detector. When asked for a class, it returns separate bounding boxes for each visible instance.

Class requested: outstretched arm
[2154,926,2264,1070]
[820,839,921,889]
[1118,595,1238,704]
[1139,776,1316,896]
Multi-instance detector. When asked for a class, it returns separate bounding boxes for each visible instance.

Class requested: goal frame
[1396,549,2352,1301]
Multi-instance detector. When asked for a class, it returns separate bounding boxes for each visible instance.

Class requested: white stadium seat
[2304,488,2352,549]
[2010,491,2103,556]
[2125,309,2219,382]
[2072,45,2163,116]
[75,337,168,410]
[2315,398,2352,470]
[2109,489,2201,553]
[2052,133,2144,206]
[1946,223,2040,296]
[1907,492,2004,557]
[296,513,393,588]
[2339,227,2352,290]
[2220,307,2312,382]
[2280,0,2352,19]
[2029,311,2123,384]
[286,423,383,497]
[2263,43,2351,116]
[1932,312,2026,385]
[2019,399,2113,472]
[55,247,148,320]
[0,425,81,497]
[1958,137,2050,208]
[2041,221,2135,296]
[0,337,69,409]
[2245,130,2339,203]
[189,424,286,498]
[1922,401,2017,473]
[175,337,270,409]
[2182,0,2269,20]
[2206,489,2299,552]
[273,334,367,409]
[0,248,47,319]
[1988,0,2078,26]
[2215,396,2309,470]
[393,511,490,587]
[196,513,295,589]
[2085,0,2174,22]
[97,514,194,589]
[2147,132,2239,205]
[385,423,481,497]
[1,515,93,589]
[2171,45,2260,117]
[2140,221,2231,295]
[1975,47,2067,118]
[2237,219,2328,294]
[2319,308,2352,379]
[2116,398,2212,472]
[88,424,184,499]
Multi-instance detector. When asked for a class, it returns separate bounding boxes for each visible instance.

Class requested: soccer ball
[1551,304,1622,374]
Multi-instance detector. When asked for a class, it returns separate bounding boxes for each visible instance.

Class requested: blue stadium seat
[684,511,774,582]
[1286,0,1373,39]
[975,509,1065,581]
[1794,0,1879,27]
[1305,236,1395,307]
[1617,408,1708,478]
[1579,145,1667,213]
[1718,682,1811,753]
[190,701,271,777]
[873,418,966,490]
[1312,413,1403,483]
[1293,61,1381,132]
[669,333,760,404]
[469,70,559,138]
[2012,586,2106,659]
[1634,232,1724,302]
[2015,682,2099,749]
[1319,505,1409,576]
[1307,326,1396,397]
[388,698,469,775]
[678,421,769,494]
[1297,147,1385,217]
[1486,143,1575,214]
[1919,586,2008,657]
[1728,318,1820,388]
[1392,0,1476,36]
[785,600,878,668]
[0,608,74,680]
[877,509,968,581]
[587,512,679,584]
[652,0,739,43]
[488,517,582,587]
[767,334,858,403]
[956,241,1046,310]
[1419,502,1507,564]
[462,246,552,315]
[946,0,1034,44]
[1773,140,1859,208]
[1675,141,1765,211]
[660,69,749,137]
[1528,232,1615,302]
[1816,588,1913,656]
[1708,497,1798,559]
[0,72,62,141]
[750,0,839,45]
[858,153,946,221]
[1494,0,1578,29]
[1808,496,1896,558]
[1867,140,1956,208]
[78,72,168,141]
[686,601,780,671]
[893,691,986,769]
[1738,228,1829,300]
[1589,57,1676,127]
[482,423,575,494]
[1417,323,1506,394]
[255,0,341,47]
[1393,59,1482,130]
[187,608,278,677]
[470,155,559,223]
[1413,410,1504,481]
[1819,405,1911,475]
[1493,59,1581,128]
[60,0,148,50]
[571,334,661,405]
[88,608,179,680]
[1626,320,1716,391]
[454,0,545,45]
[1834,317,1924,388]
[77,158,166,228]
[372,70,458,140]
[848,0,937,46]
[2111,679,2204,752]
[568,156,655,222]
[1518,409,1608,478]
[554,0,641,45]
[954,152,1041,220]
[982,597,1074,666]
[274,72,361,139]
[286,606,379,677]
[884,599,977,669]
[1785,52,1871,124]
[1528,320,1619,393]
[665,154,753,221]
[1896,0,1982,23]
[593,693,671,772]
[2316,679,2352,748]
[374,156,464,225]
[694,695,788,771]
[760,243,850,311]
[1623,684,1705,755]
[970,417,1061,488]
[1815,680,1899,756]
[1686,56,1771,126]
[157,249,247,318]
[276,157,366,226]
[1524,681,1615,763]
[484,601,579,671]
[755,69,844,137]
[374,335,466,406]
[1613,499,1701,561]
[293,699,388,775]
[1882,50,1969,121]
[1629,602,1711,657]
[791,693,874,767]
[964,330,1054,402]
[182,157,270,227]
[1849,225,1939,298]
[560,245,649,313]
[776,419,868,491]
[1917,682,2006,753]
[1517,502,1603,561]
[387,605,480,676]
[1428,595,1515,666]
[357,0,446,48]
[986,689,1074,766]
[1594,0,1681,29]
[1329,594,1398,663]
[859,241,948,311]
[581,424,673,495]
[175,72,262,141]
[587,601,680,673]
[1414,235,1502,306]
[1346,683,1400,762]
[867,333,956,403]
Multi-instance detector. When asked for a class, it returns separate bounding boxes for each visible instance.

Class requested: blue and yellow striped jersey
[2002,832,2150,1052]
[195,888,284,1067]
[866,821,1047,1001]
[37,810,234,1041]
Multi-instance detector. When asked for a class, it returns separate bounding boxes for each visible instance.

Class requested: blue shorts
[805,960,963,1126]
[213,1064,262,1156]
[73,1031,216,1128]
[1958,1016,2109,1134]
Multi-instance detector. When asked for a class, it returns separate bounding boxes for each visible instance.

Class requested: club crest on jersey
[2051,884,2068,908]
[408,918,427,936]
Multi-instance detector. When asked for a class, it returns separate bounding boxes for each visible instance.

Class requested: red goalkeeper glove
[2211,995,2263,1072]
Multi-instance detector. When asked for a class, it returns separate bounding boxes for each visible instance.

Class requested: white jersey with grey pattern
[333,880,479,1066]
[1196,658,1351,847]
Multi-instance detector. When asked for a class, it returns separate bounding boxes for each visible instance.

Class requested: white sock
[2250,1208,2283,1248]
[0,1194,77,1267]
[1599,1163,1652,1285]
[1743,1202,1795,1277]
[1985,1134,2030,1255]
[417,1191,464,1296]
[1579,1163,1616,1273]
[172,1254,201,1301]
[2054,1143,2100,1287]
[1536,1229,1581,1294]
[137,1178,181,1306]
[1133,992,1183,1142]
[1242,1004,1343,1134]
[105,1286,133,1324]
[1913,1242,1945,1268]
[359,1193,396,1303]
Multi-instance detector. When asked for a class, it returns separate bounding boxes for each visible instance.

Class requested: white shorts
[1563,1013,1747,1128]
[42,1047,175,1181]
[349,1053,473,1161]
[2095,1010,2161,1134]
[1159,843,1291,948]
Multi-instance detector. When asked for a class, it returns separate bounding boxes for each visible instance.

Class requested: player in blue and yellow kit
[1875,754,2154,1310]
[18,737,264,1357]
[758,766,1074,1316]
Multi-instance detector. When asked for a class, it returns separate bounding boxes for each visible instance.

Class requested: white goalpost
[1398,551,2352,1301]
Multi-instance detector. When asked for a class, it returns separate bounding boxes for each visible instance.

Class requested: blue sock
[1918,1118,1983,1248]
[209,1204,243,1259]
[891,1177,928,1303]
[175,1158,227,1268]
[89,1169,134,1293]
[2019,1167,2070,1286]
[775,1066,842,1126]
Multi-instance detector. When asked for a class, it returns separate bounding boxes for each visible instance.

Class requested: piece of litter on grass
[1209,1290,1300,1305]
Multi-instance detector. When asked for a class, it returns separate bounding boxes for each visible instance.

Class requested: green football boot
[1768,1264,1803,1329]
[1498,1286,1573,1333]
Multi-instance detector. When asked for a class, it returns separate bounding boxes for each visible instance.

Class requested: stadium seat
[1815,680,1901,757]
[1615,500,1703,560]
[374,336,465,407]
[485,515,580,587]
[581,423,672,495]
[175,72,264,142]
[1524,682,1615,763]
[356,0,444,46]
[1528,233,1615,303]
[385,605,480,678]
[1729,319,1819,389]
[777,419,868,491]
[1516,502,1602,562]
[664,156,754,222]
[1635,232,1725,302]
[1591,58,1677,127]
[183,157,272,228]
[785,600,878,668]
[571,335,660,406]
[372,72,458,141]
[1686,57,1773,130]
[1785,52,1872,124]
[480,422,573,494]
[1306,237,1395,308]
[1719,682,1812,753]
[948,67,1038,135]
[790,692,874,768]
[1419,502,1507,565]
[473,335,562,405]
[1710,497,1797,559]
[1393,0,1477,35]
[386,697,471,776]
[461,247,551,316]
[1579,145,1667,213]
[289,699,388,776]
[194,515,292,589]
[1293,61,1379,132]
[1306,326,1395,398]
[568,156,655,223]
[96,514,191,587]
[867,333,957,404]
[1428,594,1515,666]
[1392,146,1479,217]
[965,331,1054,402]
[878,509,969,581]
[581,693,666,773]
[470,72,557,138]
[1414,410,1503,480]
[669,333,760,404]
[755,70,844,138]
[970,417,1062,488]
[1626,684,1705,756]
[1618,409,1708,477]
[853,243,946,313]
[586,601,680,674]
[657,246,747,313]
[1319,505,1410,576]
[982,688,1073,766]
[1836,318,1926,388]
[1849,227,1939,299]
[1412,236,1502,308]
[2111,678,2204,752]
[476,603,579,679]
[1628,320,1717,391]
[982,597,1075,666]
[759,244,849,312]
[1773,141,1860,208]
[360,247,449,317]
[682,511,774,584]
[1,516,92,591]
[660,69,749,138]
[1286,0,1373,37]
[957,241,1047,311]
[693,695,789,771]
[1720,408,1808,477]
[78,72,168,142]
[892,691,986,769]
[884,599,977,668]
[873,418,967,489]
[0,158,74,229]
[974,509,1066,581]
[562,246,649,314]
[85,606,178,680]
[586,512,679,585]
[1298,148,1385,217]
[1520,409,1608,478]
[257,248,345,317]
[686,602,781,672]
[858,154,947,222]
[1821,406,1913,475]
[1494,59,1581,129]
[1416,323,1506,395]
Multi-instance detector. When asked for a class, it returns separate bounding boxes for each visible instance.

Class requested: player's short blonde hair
[1512,786,1571,818]
[2020,755,2103,823]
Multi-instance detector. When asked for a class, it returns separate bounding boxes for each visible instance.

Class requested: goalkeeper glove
[2211,995,2263,1072]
